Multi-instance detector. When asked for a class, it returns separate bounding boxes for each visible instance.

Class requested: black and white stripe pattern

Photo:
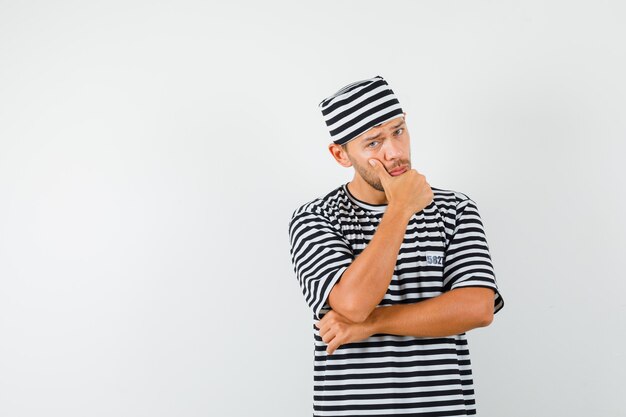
[288,183,504,416]
[318,75,404,145]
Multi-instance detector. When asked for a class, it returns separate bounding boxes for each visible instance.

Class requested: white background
[1,1,625,416]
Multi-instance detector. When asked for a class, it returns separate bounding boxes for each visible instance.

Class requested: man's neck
[347,176,388,205]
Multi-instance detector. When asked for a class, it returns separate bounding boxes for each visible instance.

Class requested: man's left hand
[315,310,375,355]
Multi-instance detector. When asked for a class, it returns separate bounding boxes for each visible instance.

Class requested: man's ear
[328,143,352,168]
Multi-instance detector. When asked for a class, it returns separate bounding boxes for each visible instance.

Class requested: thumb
[369,159,391,179]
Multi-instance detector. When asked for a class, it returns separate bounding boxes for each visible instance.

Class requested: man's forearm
[328,204,412,323]
[364,287,496,338]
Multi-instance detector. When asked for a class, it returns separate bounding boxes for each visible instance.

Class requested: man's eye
[395,128,404,135]
[367,141,379,148]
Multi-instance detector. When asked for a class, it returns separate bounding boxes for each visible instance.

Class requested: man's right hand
[369,159,434,216]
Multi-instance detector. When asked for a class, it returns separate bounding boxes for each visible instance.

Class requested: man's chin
[367,181,384,193]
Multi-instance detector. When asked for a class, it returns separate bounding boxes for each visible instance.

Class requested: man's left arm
[365,286,494,337]
[316,286,494,354]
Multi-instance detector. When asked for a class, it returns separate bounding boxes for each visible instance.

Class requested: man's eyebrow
[360,120,405,142]
[392,120,406,129]
[361,131,381,142]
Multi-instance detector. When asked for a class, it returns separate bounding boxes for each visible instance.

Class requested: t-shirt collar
[342,182,388,213]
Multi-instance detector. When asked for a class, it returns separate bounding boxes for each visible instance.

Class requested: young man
[288,75,504,416]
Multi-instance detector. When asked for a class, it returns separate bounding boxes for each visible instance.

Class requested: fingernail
[369,160,375,166]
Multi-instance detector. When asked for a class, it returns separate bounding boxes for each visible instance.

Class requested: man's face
[342,115,412,192]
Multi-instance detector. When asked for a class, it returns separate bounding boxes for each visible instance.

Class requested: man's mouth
[389,165,408,176]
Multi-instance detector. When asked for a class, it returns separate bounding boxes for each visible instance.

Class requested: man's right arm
[327,204,413,323]
[327,158,433,323]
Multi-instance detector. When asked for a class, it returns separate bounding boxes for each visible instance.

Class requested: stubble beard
[348,154,412,193]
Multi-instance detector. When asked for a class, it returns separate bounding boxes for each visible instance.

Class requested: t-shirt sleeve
[443,196,504,314]
[288,210,354,320]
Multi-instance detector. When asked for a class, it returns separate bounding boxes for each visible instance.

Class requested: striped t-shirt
[288,182,504,417]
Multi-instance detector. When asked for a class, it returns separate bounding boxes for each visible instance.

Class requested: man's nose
[383,139,403,160]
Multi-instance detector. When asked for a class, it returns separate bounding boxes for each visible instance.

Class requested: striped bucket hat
[318,75,404,145]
